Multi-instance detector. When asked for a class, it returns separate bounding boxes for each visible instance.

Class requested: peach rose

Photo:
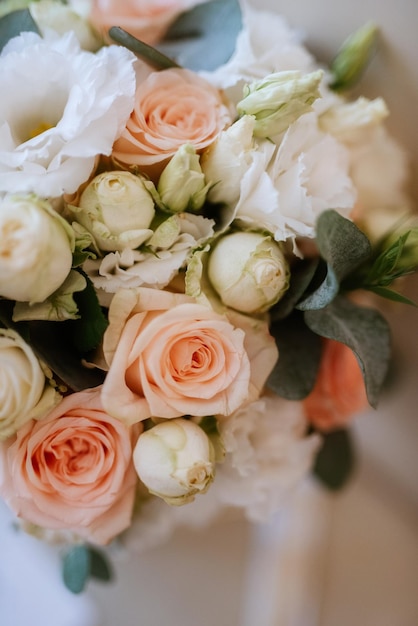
[90,0,205,46]
[112,68,231,179]
[101,288,278,424]
[303,339,369,431]
[0,388,140,545]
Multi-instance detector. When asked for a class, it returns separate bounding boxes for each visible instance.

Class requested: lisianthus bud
[29,0,102,51]
[0,195,73,303]
[330,22,378,91]
[133,418,215,505]
[207,231,289,314]
[69,171,155,252]
[236,70,323,138]
[158,144,209,213]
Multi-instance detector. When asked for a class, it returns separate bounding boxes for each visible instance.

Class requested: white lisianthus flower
[68,171,156,252]
[208,231,289,314]
[232,112,356,243]
[215,393,321,522]
[85,213,215,292]
[133,418,215,506]
[0,195,74,303]
[0,329,61,440]
[0,31,136,197]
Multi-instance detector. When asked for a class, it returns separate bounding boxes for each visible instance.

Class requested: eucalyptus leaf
[108,26,179,70]
[297,210,371,310]
[71,272,108,353]
[0,8,39,52]
[62,545,91,595]
[267,312,322,400]
[89,547,113,582]
[159,0,242,71]
[270,257,319,321]
[313,428,354,490]
[304,296,391,407]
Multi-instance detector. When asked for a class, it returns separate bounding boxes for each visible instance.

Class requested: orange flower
[303,339,369,431]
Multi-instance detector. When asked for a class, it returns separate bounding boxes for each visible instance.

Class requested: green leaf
[329,22,378,91]
[270,257,319,321]
[88,547,113,582]
[62,546,91,595]
[0,8,39,52]
[108,26,179,70]
[28,320,105,391]
[267,312,322,400]
[159,0,242,72]
[297,210,371,310]
[366,286,417,306]
[313,428,354,490]
[304,296,391,407]
[71,272,108,353]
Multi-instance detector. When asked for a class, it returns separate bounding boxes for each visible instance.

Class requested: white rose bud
[70,171,155,252]
[29,0,102,51]
[207,231,289,314]
[133,418,215,506]
[158,144,209,213]
[237,70,323,138]
[0,195,73,303]
[201,115,255,206]
[0,328,60,440]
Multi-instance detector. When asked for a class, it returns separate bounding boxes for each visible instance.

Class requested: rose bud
[207,231,290,314]
[68,170,155,252]
[133,418,215,505]
[158,144,209,213]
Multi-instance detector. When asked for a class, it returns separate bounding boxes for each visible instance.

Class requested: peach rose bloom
[90,0,204,46]
[303,339,369,431]
[101,288,278,425]
[112,68,231,179]
[0,388,140,545]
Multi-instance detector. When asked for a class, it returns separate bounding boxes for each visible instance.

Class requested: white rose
[208,231,289,314]
[68,171,155,252]
[0,31,136,197]
[0,195,73,303]
[0,329,60,440]
[133,418,215,505]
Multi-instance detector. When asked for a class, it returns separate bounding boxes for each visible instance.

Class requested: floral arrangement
[0,0,417,592]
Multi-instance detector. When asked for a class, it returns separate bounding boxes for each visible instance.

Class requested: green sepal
[313,428,354,490]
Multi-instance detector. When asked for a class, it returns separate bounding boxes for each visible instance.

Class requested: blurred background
[1,1,417,624]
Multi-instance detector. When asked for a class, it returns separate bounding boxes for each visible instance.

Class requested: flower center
[28,121,54,140]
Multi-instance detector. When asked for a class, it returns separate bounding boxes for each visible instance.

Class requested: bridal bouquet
[0,0,417,592]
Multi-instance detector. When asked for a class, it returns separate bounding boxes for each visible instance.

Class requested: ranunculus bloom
[303,339,369,431]
[0,329,59,440]
[90,0,207,46]
[112,68,231,179]
[0,31,136,197]
[0,388,140,545]
[101,288,277,424]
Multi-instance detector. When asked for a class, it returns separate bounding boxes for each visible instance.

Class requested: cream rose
[0,195,74,303]
[0,387,140,545]
[112,68,231,179]
[0,329,59,440]
[101,288,277,424]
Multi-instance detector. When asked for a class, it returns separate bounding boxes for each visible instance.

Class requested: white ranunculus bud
[207,231,289,314]
[0,195,74,303]
[0,329,60,440]
[158,144,209,213]
[237,70,323,138]
[133,418,215,506]
[69,171,155,252]
[29,0,102,51]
